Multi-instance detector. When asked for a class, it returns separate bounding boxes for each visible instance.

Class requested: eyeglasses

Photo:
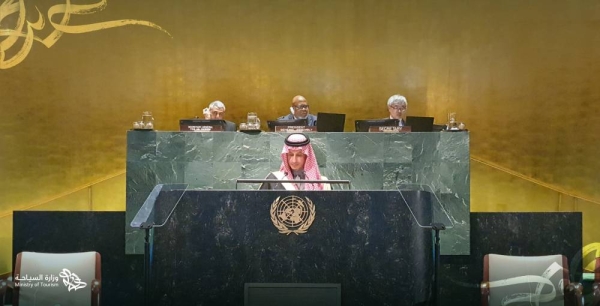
[294,105,309,110]
[389,105,406,111]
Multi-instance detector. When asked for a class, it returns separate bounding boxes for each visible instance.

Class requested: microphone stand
[140,222,154,306]
[428,223,446,306]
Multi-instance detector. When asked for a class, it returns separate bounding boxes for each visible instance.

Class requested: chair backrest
[594,257,600,283]
[14,251,101,306]
[594,257,600,305]
[483,254,568,306]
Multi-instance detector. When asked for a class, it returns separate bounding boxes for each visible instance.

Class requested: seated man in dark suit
[260,133,330,190]
[208,100,236,131]
[277,95,317,126]
[386,94,408,126]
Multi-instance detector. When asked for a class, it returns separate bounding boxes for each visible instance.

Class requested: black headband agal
[284,133,310,147]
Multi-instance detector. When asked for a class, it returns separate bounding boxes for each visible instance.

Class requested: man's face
[287,149,306,171]
[388,103,406,120]
[210,108,225,120]
[293,98,309,119]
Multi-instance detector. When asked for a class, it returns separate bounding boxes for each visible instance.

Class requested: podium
[131,185,452,306]
[126,131,471,257]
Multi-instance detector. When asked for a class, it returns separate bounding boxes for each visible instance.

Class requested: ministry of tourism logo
[270,196,316,235]
[15,268,87,291]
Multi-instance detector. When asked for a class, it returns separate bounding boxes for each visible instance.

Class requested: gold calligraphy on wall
[0,0,171,69]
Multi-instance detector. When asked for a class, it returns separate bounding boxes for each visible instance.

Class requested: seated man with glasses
[207,100,237,131]
[277,95,318,126]
[386,94,408,126]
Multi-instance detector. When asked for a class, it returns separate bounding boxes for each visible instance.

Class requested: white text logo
[58,269,87,291]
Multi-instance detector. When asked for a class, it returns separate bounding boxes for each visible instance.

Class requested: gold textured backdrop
[1,0,599,273]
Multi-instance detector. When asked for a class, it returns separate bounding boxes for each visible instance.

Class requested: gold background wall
[1,0,599,273]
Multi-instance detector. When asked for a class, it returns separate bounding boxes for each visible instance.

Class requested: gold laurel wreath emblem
[270,196,316,235]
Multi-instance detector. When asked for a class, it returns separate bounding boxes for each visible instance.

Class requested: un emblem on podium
[270,196,315,235]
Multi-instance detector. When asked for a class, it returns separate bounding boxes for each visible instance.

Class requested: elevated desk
[126,131,470,255]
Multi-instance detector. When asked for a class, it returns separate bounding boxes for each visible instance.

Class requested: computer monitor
[354,119,399,132]
[405,116,434,132]
[267,119,308,132]
[179,119,226,132]
[317,112,346,132]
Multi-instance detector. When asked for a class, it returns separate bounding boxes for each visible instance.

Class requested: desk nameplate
[274,126,317,132]
[180,125,225,132]
[368,126,412,133]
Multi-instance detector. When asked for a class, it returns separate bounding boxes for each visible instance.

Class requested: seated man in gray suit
[387,94,408,126]
[208,100,237,131]
[277,95,317,126]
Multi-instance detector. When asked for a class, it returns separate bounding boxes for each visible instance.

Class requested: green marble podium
[126,131,470,255]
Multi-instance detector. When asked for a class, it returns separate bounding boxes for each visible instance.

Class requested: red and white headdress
[279,133,324,190]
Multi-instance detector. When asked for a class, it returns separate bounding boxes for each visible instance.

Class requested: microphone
[235,178,351,190]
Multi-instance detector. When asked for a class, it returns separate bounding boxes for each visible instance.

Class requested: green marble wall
[126,131,470,255]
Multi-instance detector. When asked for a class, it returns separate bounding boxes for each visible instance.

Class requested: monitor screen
[354,119,399,132]
[317,112,346,132]
[267,119,308,132]
[405,116,434,132]
[179,119,226,131]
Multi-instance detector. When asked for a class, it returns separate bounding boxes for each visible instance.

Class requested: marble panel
[323,133,356,163]
[382,163,413,190]
[155,132,186,162]
[184,161,214,189]
[126,131,157,162]
[213,161,243,189]
[384,134,413,163]
[183,132,215,162]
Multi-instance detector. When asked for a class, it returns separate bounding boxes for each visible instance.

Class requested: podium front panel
[151,190,433,306]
